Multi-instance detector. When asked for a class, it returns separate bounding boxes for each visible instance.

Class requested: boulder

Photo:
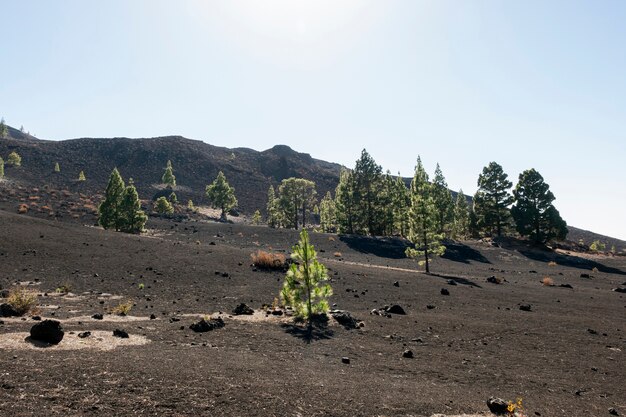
[232,303,254,315]
[519,304,532,312]
[190,317,225,333]
[613,288,626,293]
[441,288,450,296]
[113,329,129,338]
[385,305,406,315]
[486,397,508,414]
[0,303,19,317]
[402,349,414,358]
[30,320,64,344]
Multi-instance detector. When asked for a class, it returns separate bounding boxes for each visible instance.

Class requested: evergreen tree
[6,151,21,166]
[0,118,7,138]
[375,171,396,236]
[98,168,126,231]
[118,184,147,233]
[252,209,262,225]
[266,185,281,228]
[468,193,481,238]
[511,169,567,243]
[335,168,356,234]
[277,178,316,229]
[474,162,514,237]
[280,230,333,322]
[154,196,174,214]
[162,160,176,188]
[319,191,337,233]
[452,190,470,240]
[392,174,410,236]
[54,162,60,173]
[405,157,445,274]
[0,156,4,179]
[205,171,237,220]
[187,199,195,211]
[78,171,86,181]
[169,192,178,204]
[352,149,383,234]
[431,164,454,236]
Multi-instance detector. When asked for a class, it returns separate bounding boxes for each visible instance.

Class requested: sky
[1,0,625,240]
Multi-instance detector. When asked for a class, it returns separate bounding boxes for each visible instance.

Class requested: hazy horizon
[1,0,625,240]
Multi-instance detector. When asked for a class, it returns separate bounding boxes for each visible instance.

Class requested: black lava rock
[580,273,591,279]
[30,320,64,344]
[386,305,406,315]
[613,288,626,293]
[519,304,532,312]
[447,279,457,286]
[78,331,91,338]
[92,313,103,320]
[441,288,450,296]
[330,310,361,329]
[341,357,350,364]
[189,317,225,333]
[393,281,400,287]
[0,303,19,317]
[559,283,573,289]
[402,350,414,358]
[113,329,129,338]
[486,397,508,414]
[233,303,254,315]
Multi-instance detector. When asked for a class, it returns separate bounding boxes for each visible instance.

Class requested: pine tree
[431,163,454,236]
[0,157,4,179]
[78,171,86,181]
[319,191,337,233]
[277,178,316,229]
[6,151,21,166]
[335,168,356,234]
[452,190,470,240]
[405,157,446,274]
[118,184,147,233]
[252,209,262,225]
[187,199,195,211]
[54,162,60,173]
[280,230,333,322]
[162,160,176,188]
[511,169,567,243]
[474,162,514,237]
[205,171,237,220]
[353,149,383,234]
[98,168,126,231]
[266,185,280,228]
[154,196,174,214]
[375,172,396,236]
[392,174,410,237]
[0,118,8,138]
[169,192,178,204]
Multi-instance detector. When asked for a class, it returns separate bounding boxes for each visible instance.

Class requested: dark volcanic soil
[0,210,625,417]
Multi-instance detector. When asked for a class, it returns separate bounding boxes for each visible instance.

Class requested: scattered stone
[486,397,508,414]
[440,288,450,296]
[559,284,573,289]
[31,316,41,321]
[486,276,501,284]
[402,349,414,358]
[0,303,19,317]
[587,328,598,335]
[30,320,64,344]
[608,408,619,416]
[150,314,157,320]
[233,303,254,315]
[580,273,591,279]
[113,329,129,338]
[613,288,626,293]
[519,304,532,312]
[426,305,436,310]
[271,309,283,316]
[385,305,406,315]
[78,331,91,338]
[221,272,229,278]
[330,310,361,329]
[341,357,350,364]
[393,281,399,287]
[91,313,103,320]
[447,279,457,286]
[412,337,424,343]
[189,317,225,333]
[529,270,537,274]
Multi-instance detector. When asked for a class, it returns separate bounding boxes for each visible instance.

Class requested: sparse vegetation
[280,230,333,321]
[541,277,554,286]
[187,199,195,211]
[333,251,342,258]
[7,287,38,316]
[78,170,86,181]
[251,209,262,225]
[251,250,286,270]
[548,261,557,267]
[54,162,60,173]
[169,192,178,204]
[55,283,73,294]
[590,240,606,252]
[111,300,133,316]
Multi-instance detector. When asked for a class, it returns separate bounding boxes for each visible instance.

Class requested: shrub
[590,240,606,252]
[111,300,133,316]
[547,261,557,267]
[6,151,21,166]
[55,283,73,294]
[251,250,286,270]
[18,204,28,214]
[7,287,38,316]
[333,252,342,258]
[541,277,554,286]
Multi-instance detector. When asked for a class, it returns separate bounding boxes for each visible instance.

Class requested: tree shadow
[517,249,626,275]
[281,317,334,343]
[338,235,409,259]
[428,273,483,288]
[441,241,491,264]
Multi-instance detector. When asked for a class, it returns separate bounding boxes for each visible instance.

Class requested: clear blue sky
[1,0,625,240]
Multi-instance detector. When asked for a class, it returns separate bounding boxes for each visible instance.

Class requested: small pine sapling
[78,171,86,181]
[252,209,262,225]
[280,230,333,322]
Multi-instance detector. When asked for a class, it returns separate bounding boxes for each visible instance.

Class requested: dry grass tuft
[111,300,134,316]
[328,236,336,242]
[17,204,28,214]
[55,282,73,294]
[7,287,38,316]
[547,261,557,267]
[333,252,342,258]
[541,277,554,286]
[251,250,286,270]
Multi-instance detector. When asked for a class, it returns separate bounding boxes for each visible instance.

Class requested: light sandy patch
[431,414,490,417]
[178,311,294,324]
[64,314,150,323]
[0,330,149,351]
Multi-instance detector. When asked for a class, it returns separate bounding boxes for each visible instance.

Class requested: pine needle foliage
[162,160,176,188]
[452,189,470,240]
[154,196,174,214]
[281,230,333,321]
[206,171,237,220]
[98,168,126,230]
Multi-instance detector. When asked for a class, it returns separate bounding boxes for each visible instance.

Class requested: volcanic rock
[30,320,64,344]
